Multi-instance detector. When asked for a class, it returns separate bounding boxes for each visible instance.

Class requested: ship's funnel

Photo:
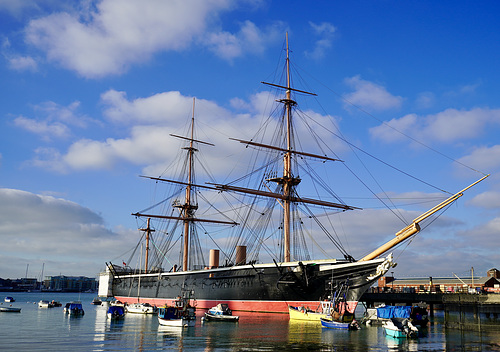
[235,246,246,265]
[209,249,219,269]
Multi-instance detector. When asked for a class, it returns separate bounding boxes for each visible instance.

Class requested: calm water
[1,292,500,351]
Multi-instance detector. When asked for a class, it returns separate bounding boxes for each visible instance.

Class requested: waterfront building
[45,275,97,292]
[377,268,500,293]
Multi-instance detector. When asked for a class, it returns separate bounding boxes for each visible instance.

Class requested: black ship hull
[100,256,392,313]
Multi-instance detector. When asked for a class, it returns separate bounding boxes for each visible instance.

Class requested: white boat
[126,302,157,314]
[383,318,418,338]
[203,303,239,322]
[4,296,15,303]
[0,306,21,313]
[39,300,54,308]
[158,296,196,327]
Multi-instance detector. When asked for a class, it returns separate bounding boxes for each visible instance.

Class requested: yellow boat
[288,302,331,321]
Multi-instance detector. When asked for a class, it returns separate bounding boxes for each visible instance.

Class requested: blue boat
[320,317,360,330]
[4,297,15,303]
[63,302,85,316]
[107,305,125,319]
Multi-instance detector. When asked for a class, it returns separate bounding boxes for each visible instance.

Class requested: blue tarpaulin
[376,305,411,319]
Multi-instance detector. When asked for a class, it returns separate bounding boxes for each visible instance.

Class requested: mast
[138,218,154,272]
[133,98,238,272]
[283,33,293,262]
[181,98,196,271]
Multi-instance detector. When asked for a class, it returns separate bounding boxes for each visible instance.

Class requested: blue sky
[1,0,499,280]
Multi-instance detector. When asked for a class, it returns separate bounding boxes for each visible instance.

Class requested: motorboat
[39,300,54,308]
[63,301,85,316]
[4,297,15,303]
[126,302,157,314]
[107,305,126,319]
[203,303,239,322]
[157,296,196,327]
[383,318,418,338]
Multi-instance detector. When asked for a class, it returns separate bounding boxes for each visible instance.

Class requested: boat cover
[376,306,411,319]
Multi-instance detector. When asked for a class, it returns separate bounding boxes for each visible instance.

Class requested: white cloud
[13,101,92,141]
[469,191,500,209]
[457,145,500,174]
[343,75,403,111]
[205,20,283,61]
[415,91,435,109]
[305,21,336,60]
[22,0,282,77]
[14,116,70,141]
[0,188,136,277]
[371,108,500,144]
[25,0,232,78]
[8,55,38,71]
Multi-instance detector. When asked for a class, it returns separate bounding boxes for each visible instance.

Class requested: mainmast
[283,33,294,262]
[180,98,197,271]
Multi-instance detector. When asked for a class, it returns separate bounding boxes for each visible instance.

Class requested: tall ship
[99,35,487,314]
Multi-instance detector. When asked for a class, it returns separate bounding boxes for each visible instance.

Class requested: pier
[360,292,500,331]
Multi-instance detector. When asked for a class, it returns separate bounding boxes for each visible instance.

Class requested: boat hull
[105,256,392,314]
[288,305,327,321]
[203,312,239,321]
[320,318,351,330]
[158,317,195,327]
[0,307,21,312]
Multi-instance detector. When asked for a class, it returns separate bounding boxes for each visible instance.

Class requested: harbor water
[1,292,500,351]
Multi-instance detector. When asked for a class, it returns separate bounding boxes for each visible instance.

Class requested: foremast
[133,98,237,272]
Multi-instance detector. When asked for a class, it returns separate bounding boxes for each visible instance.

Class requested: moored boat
[99,34,488,315]
[39,300,54,308]
[107,305,126,319]
[288,301,331,322]
[203,303,239,322]
[364,305,428,326]
[320,317,359,330]
[63,301,84,316]
[0,306,21,313]
[4,297,15,303]
[126,302,157,314]
[91,297,102,305]
[158,296,196,327]
[383,318,418,338]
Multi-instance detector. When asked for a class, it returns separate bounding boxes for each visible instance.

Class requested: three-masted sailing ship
[99,35,488,313]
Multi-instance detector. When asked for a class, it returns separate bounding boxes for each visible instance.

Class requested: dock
[360,292,500,331]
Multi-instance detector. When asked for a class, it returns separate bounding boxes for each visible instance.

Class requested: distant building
[377,268,500,294]
[45,275,97,292]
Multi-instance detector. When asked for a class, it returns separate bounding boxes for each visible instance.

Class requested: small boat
[203,303,239,322]
[126,302,157,314]
[363,305,428,326]
[4,297,15,303]
[63,301,85,316]
[320,317,359,330]
[91,297,102,305]
[383,318,418,338]
[288,301,332,322]
[158,296,196,327]
[50,300,62,307]
[107,305,126,319]
[39,300,54,308]
[0,306,21,313]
